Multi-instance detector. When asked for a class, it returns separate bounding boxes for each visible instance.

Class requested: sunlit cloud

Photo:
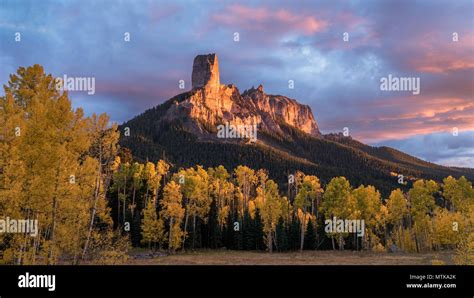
[409,33,474,74]
[0,0,473,167]
[211,4,327,36]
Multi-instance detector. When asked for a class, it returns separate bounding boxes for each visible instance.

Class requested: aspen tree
[321,177,355,250]
[294,175,323,251]
[259,180,283,252]
[160,181,184,252]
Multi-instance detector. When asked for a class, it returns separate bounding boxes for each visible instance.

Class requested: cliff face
[166,53,320,138]
[120,53,474,196]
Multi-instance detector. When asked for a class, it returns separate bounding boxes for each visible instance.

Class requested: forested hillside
[119,92,474,196]
[1,66,473,266]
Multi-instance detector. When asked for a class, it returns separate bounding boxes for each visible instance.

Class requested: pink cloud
[409,33,474,74]
[212,4,326,36]
[149,4,180,24]
[354,96,474,142]
[415,57,474,74]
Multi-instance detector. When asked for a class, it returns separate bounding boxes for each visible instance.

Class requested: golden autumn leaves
[1,65,473,265]
[0,65,126,264]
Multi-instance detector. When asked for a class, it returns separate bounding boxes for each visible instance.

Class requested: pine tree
[289,217,301,251]
[304,219,317,250]
[275,217,289,252]
[254,208,265,250]
[207,199,222,248]
[243,209,253,250]
[224,211,235,249]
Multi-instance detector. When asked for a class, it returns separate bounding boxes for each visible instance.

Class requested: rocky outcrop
[242,85,320,136]
[192,54,220,100]
[166,53,321,138]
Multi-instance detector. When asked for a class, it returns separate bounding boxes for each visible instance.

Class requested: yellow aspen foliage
[386,189,408,226]
[352,185,382,249]
[160,181,185,252]
[442,176,474,213]
[294,175,323,251]
[408,180,438,252]
[248,200,256,219]
[172,166,211,248]
[234,165,257,214]
[141,200,167,249]
[321,177,355,250]
[208,166,234,227]
[454,219,474,264]
[432,208,464,249]
[259,180,283,253]
[1,65,121,264]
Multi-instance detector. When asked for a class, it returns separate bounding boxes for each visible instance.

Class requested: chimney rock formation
[167,54,321,138]
[192,54,220,96]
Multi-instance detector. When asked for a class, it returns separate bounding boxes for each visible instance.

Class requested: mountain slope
[119,53,473,196]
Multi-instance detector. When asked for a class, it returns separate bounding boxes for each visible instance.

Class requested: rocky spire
[174,53,321,137]
[192,53,220,92]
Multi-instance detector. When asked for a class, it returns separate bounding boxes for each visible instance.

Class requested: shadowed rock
[192,53,220,91]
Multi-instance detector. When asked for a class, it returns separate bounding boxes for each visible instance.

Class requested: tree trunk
[300,213,306,251]
[268,231,273,253]
[338,235,344,250]
[123,175,127,228]
[183,209,189,251]
[192,214,197,250]
[32,221,39,265]
[168,218,174,253]
[117,186,121,227]
[48,197,57,265]
[131,186,136,218]
[18,209,32,265]
[354,233,357,251]
[144,185,149,207]
[81,156,102,262]
[48,163,62,265]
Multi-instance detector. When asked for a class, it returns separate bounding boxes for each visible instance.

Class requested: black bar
[0,265,472,297]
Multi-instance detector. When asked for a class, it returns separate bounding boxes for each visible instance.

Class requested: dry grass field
[127,249,455,265]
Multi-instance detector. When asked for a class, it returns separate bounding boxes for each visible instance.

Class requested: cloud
[408,33,474,74]
[374,131,474,167]
[1,0,473,167]
[331,96,474,143]
[211,4,327,37]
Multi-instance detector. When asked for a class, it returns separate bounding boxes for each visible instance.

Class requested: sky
[1,0,473,167]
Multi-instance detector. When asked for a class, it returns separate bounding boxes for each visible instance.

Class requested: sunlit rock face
[192,53,220,99]
[242,85,320,136]
[167,53,321,138]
